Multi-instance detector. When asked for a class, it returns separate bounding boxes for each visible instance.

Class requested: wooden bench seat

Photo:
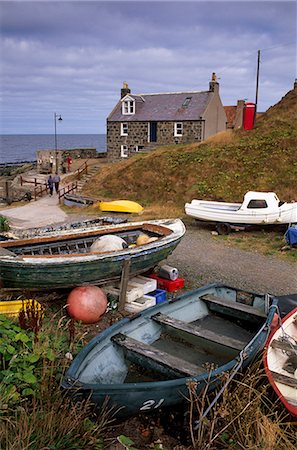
[270,339,297,353]
[112,333,205,378]
[271,370,297,388]
[152,313,246,351]
[200,294,267,318]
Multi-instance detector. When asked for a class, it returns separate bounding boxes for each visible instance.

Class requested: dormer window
[182,97,192,108]
[122,98,135,115]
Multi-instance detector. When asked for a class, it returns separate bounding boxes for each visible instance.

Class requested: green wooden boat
[0,219,185,289]
[62,284,278,419]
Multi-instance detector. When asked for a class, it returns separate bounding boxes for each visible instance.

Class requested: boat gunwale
[0,222,174,249]
[0,221,185,263]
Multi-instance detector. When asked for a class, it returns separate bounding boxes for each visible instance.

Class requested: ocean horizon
[0,134,107,164]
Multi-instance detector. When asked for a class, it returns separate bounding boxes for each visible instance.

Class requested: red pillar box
[243,102,256,130]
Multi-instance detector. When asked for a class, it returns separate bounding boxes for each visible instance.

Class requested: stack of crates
[149,273,185,292]
[104,275,167,313]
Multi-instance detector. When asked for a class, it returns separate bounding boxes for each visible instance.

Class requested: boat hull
[185,202,297,226]
[264,307,297,418]
[62,283,278,419]
[99,200,143,214]
[0,219,185,289]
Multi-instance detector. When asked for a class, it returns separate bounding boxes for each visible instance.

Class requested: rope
[193,301,278,430]
[274,305,297,354]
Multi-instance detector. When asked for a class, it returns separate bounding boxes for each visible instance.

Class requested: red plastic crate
[149,274,185,292]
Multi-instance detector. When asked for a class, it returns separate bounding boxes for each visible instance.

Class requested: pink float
[66,285,107,324]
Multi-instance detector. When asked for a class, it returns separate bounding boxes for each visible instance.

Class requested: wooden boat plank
[152,313,246,350]
[271,371,297,388]
[112,333,205,377]
[270,339,297,353]
[200,294,267,318]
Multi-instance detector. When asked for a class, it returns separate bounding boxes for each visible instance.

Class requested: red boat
[264,307,297,418]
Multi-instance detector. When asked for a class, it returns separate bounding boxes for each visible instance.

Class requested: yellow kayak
[98,200,144,214]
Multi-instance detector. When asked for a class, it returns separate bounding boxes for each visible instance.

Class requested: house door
[149,122,157,142]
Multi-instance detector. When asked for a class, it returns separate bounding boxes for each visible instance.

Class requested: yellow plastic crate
[0,299,42,317]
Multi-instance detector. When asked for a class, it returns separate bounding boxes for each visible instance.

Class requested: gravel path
[167,223,297,297]
[1,194,296,297]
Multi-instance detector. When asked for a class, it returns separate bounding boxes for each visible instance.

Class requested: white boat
[264,307,297,418]
[185,192,297,232]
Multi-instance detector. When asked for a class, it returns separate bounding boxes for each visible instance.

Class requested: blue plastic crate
[149,289,167,304]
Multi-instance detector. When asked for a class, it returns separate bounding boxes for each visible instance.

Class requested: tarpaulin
[285,227,297,246]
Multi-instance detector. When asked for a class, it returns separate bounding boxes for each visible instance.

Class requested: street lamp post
[54,113,62,172]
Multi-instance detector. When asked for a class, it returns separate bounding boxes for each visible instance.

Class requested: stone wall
[107,120,203,161]
[36,148,98,174]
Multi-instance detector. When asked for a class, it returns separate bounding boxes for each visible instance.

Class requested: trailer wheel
[216,223,231,235]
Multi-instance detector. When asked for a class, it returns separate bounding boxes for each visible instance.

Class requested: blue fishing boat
[62,283,278,419]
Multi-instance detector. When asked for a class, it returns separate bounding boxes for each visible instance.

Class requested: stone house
[106,74,227,160]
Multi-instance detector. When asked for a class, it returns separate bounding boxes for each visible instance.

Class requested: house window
[174,122,183,137]
[122,100,135,115]
[134,145,144,152]
[121,145,128,158]
[121,123,128,136]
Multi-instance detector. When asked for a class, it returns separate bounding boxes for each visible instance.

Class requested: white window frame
[122,99,135,115]
[120,145,128,158]
[134,145,144,152]
[121,122,128,136]
[174,122,183,137]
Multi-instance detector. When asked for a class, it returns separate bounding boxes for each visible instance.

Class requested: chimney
[121,81,131,98]
[209,72,219,93]
[294,78,297,90]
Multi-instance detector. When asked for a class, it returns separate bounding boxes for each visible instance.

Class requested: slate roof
[108,91,211,122]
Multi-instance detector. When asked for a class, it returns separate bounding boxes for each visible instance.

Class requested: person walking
[47,175,54,196]
[67,156,72,172]
[49,155,54,172]
[53,173,61,194]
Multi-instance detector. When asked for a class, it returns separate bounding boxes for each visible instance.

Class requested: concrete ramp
[0,194,67,229]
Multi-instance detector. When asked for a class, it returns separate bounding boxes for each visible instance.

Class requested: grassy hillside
[83,87,297,208]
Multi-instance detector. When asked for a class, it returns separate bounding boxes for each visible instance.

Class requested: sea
[0,134,107,164]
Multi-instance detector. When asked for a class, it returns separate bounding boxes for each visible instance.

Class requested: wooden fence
[33,184,48,201]
[75,161,88,180]
[58,182,78,204]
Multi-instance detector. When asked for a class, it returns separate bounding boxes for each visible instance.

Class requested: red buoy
[66,285,107,324]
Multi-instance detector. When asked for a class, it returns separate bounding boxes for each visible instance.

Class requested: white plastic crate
[104,284,143,303]
[128,275,157,294]
[125,295,156,313]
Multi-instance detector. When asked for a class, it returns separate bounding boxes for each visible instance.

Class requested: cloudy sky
[1,0,296,135]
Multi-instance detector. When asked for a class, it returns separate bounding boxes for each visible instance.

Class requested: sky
[0,0,296,135]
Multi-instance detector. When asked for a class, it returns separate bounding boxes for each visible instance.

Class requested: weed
[0,215,9,232]
[187,360,297,449]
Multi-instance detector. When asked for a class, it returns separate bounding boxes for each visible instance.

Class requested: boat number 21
[140,398,165,411]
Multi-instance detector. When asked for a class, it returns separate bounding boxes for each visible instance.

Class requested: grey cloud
[1,1,296,133]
